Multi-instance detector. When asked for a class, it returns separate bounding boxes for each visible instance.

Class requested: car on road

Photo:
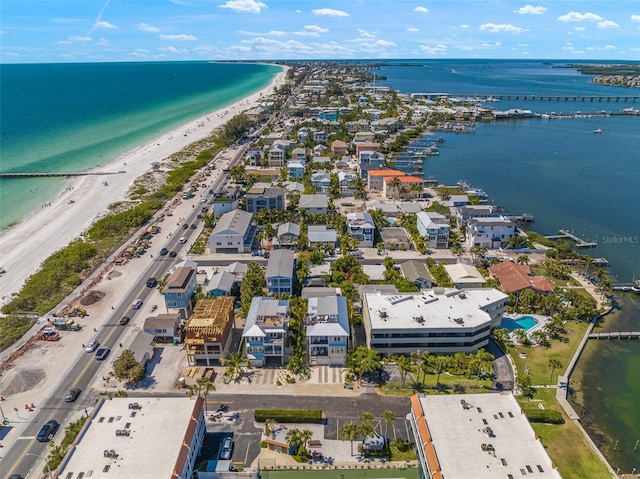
[190,224,197,229]
[37,419,59,442]
[201,207,209,213]
[181,223,188,229]
[169,251,178,258]
[208,189,214,194]
[8,474,24,479]
[179,237,187,244]
[159,247,168,256]
[85,340,99,352]
[119,316,130,325]
[95,347,110,360]
[65,388,81,402]
[132,299,143,310]
[146,277,158,288]
[219,437,233,460]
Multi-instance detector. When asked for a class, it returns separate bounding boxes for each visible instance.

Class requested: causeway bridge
[588,331,640,340]
[411,92,640,103]
[0,170,126,179]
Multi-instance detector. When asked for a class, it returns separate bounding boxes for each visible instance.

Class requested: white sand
[0,67,286,307]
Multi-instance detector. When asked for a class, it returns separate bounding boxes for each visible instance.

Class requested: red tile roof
[488,261,555,294]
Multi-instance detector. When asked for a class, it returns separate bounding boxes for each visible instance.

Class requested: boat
[593,128,603,134]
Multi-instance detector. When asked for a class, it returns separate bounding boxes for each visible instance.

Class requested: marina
[410,92,640,102]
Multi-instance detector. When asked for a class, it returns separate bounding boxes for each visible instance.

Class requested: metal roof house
[305,295,349,366]
[242,297,290,367]
[265,249,295,295]
[207,209,255,254]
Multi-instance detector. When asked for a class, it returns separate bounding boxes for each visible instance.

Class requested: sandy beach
[0,66,286,308]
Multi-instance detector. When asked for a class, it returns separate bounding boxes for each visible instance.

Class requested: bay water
[378,59,640,472]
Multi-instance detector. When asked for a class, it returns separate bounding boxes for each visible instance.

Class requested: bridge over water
[411,93,640,103]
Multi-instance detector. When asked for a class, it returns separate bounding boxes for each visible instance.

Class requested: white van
[179,237,187,244]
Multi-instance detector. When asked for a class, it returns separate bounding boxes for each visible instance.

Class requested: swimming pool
[500,315,539,333]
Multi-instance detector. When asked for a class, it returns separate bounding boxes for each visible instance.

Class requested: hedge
[525,409,564,424]
[254,409,323,424]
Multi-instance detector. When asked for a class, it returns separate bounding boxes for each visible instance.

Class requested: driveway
[485,338,514,391]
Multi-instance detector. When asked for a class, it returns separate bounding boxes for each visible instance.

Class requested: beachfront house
[143,313,182,344]
[212,187,241,219]
[162,266,198,319]
[465,216,516,249]
[242,297,290,367]
[207,209,255,254]
[305,295,349,366]
[416,212,450,249]
[265,249,295,295]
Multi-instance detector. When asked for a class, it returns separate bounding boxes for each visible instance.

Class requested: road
[1,147,248,478]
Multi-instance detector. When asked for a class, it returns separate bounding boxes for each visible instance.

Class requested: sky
[1,0,639,63]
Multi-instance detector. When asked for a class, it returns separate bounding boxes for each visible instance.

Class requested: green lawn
[511,320,589,385]
[517,390,611,479]
[380,372,492,396]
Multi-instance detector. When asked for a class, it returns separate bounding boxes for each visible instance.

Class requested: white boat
[593,128,603,134]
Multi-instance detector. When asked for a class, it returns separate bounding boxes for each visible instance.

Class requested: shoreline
[0,65,286,308]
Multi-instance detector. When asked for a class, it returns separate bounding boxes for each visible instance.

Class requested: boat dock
[588,331,640,340]
[507,214,534,222]
[544,229,598,248]
[0,171,126,179]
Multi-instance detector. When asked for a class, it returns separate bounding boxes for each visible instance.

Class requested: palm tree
[395,355,413,388]
[221,351,249,383]
[381,410,396,439]
[359,412,375,443]
[472,349,494,386]
[389,177,402,198]
[285,427,303,454]
[187,378,216,416]
[299,428,313,450]
[548,358,563,386]
[432,356,449,388]
[340,421,360,456]
[516,254,530,265]
[264,418,277,437]
[410,350,430,385]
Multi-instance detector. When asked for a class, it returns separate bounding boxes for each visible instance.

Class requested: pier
[544,229,598,248]
[411,93,640,103]
[507,214,534,222]
[0,170,126,179]
[588,331,640,340]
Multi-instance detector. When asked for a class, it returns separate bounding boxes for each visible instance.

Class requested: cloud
[53,18,82,24]
[68,35,93,42]
[295,25,329,36]
[514,5,547,15]
[87,0,113,35]
[158,45,188,54]
[407,27,419,32]
[358,28,376,39]
[459,24,470,29]
[479,23,524,33]
[96,37,110,46]
[238,29,285,36]
[558,11,603,22]
[573,26,585,31]
[56,40,72,45]
[311,8,349,17]
[219,0,267,14]
[94,20,117,29]
[414,6,429,13]
[420,44,447,54]
[374,39,396,47]
[160,33,197,40]
[597,20,619,29]
[632,15,640,23]
[136,23,161,33]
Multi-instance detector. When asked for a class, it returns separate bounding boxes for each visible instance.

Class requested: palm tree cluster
[284,427,313,460]
[221,351,251,383]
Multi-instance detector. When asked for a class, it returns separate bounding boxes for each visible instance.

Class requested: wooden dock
[545,229,598,248]
[588,331,640,340]
[0,170,126,179]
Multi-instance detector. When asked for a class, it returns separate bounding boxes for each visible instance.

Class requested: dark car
[219,437,233,460]
[181,223,188,229]
[169,251,178,258]
[201,206,209,213]
[37,419,59,442]
[146,277,158,288]
[65,388,81,402]
[190,224,197,229]
[119,316,130,325]
[9,474,24,479]
[159,247,168,256]
[95,347,110,360]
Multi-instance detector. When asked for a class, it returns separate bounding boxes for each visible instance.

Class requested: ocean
[377,59,640,473]
[0,61,281,229]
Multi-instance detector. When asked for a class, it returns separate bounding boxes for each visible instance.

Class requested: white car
[132,299,143,310]
[179,237,187,244]
[85,340,99,352]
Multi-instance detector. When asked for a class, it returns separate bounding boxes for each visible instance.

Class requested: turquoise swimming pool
[500,315,539,333]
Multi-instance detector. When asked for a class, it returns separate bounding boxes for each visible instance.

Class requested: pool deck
[502,313,549,341]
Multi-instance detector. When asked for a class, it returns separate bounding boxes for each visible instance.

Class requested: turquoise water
[0,61,281,229]
[500,315,538,332]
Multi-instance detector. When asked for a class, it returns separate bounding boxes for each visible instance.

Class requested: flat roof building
[409,393,561,479]
[363,288,508,355]
[57,396,205,479]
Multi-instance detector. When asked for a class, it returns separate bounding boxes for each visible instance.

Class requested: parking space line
[404,419,410,439]
[336,419,340,439]
[392,422,397,440]
[243,442,250,464]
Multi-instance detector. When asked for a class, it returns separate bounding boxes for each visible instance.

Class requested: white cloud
[159,34,197,41]
[479,23,524,33]
[158,45,188,54]
[459,24,470,29]
[514,5,547,15]
[407,27,419,32]
[518,43,529,47]
[136,23,161,33]
[571,50,585,54]
[295,25,329,36]
[96,37,110,46]
[311,8,349,17]
[632,15,640,23]
[558,11,603,22]
[374,39,396,47]
[296,9,302,14]
[219,0,267,14]
[68,35,93,42]
[56,40,72,45]
[562,44,574,50]
[597,20,619,29]
[238,29,286,36]
[573,26,585,31]
[420,44,447,54]
[95,20,117,29]
[134,48,151,53]
[414,6,429,13]
[358,28,376,39]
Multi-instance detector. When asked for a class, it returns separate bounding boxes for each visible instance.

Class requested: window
[217,242,222,246]
[228,242,233,246]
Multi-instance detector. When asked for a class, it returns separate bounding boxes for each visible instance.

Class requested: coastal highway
[1,149,243,477]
